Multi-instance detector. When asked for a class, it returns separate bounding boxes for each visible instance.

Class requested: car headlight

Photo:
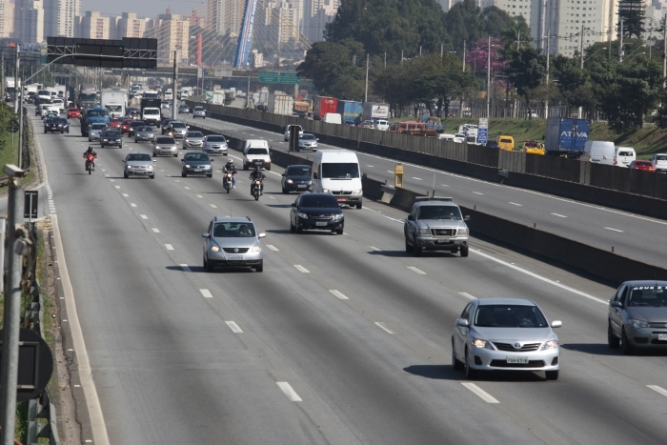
[211,245,220,252]
[417,227,430,235]
[185,164,191,168]
[184,139,189,143]
[322,188,329,193]
[458,228,469,236]
[287,179,293,184]
[331,214,343,221]
[155,146,161,149]
[307,180,312,185]
[541,340,559,350]
[103,139,108,142]
[147,166,154,170]
[126,165,133,169]
[629,319,650,329]
[250,245,261,253]
[471,338,494,350]
[353,189,362,194]
[204,165,211,169]
[297,212,308,219]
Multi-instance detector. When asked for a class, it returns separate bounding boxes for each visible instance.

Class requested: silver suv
[404,197,470,257]
[202,217,266,272]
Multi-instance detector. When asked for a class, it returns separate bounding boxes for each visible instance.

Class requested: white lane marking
[165,244,174,251]
[367,165,374,168]
[199,289,213,299]
[551,213,567,218]
[471,249,605,305]
[102,169,106,172]
[375,322,394,334]
[104,174,110,177]
[407,266,426,275]
[225,321,243,333]
[196,194,203,198]
[266,244,279,251]
[330,290,349,300]
[114,185,120,189]
[412,177,423,181]
[122,193,129,197]
[508,202,522,207]
[268,171,282,177]
[647,385,667,398]
[369,246,382,252]
[604,227,624,233]
[184,186,190,190]
[152,228,160,233]
[175,179,180,182]
[461,383,500,404]
[473,191,484,195]
[179,264,191,272]
[140,214,148,220]
[294,265,310,273]
[387,170,394,174]
[276,382,302,402]
[441,184,450,187]
[459,292,476,300]
[210,204,217,208]
[109,179,115,182]
[268,196,276,200]
[130,203,137,208]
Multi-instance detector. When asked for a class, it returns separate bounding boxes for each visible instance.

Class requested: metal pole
[545,29,550,119]
[578,25,584,119]
[172,50,178,119]
[364,53,369,102]
[486,37,491,119]
[13,45,19,114]
[462,40,466,72]
[1,54,5,99]
[663,15,666,89]
[619,18,624,62]
[246,75,250,109]
[440,44,443,59]
[0,171,24,445]
[17,86,23,169]
[384,52,387,69]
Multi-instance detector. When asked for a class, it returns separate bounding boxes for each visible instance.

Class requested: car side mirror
[464,215,470,221]
[455,318,470,327]
[201,232,210,238]
[282,173,286,176]
[258,233,266,238]
[122,159,126,163]
[291,202,297,207]
[407,214,414,221]
[550,320,562,328]
[610,300,623,308]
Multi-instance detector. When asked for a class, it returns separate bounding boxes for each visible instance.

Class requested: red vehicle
[120,119,133,134]
[313,96,338,120]
[629,160,655,172]
[67,107,81,119]
[109,118,121,129]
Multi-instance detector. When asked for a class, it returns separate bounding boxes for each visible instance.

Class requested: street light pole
[364,53,369,102]
[172,50,178,119]
[578,24,585,119]
[545,29,550,119]
[486,36,491,119]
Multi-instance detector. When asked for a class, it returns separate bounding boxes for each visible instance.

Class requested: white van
[614,146,636,167]
[323,113,342,125]
[582,141,615,164]
[312,149,363,209]
[373,119,389,131]
[243,139,272,170]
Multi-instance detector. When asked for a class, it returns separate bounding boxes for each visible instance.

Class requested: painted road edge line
[199,289,213,299]
[330,290,349,300]
[374,322,394,334]
[266,244,279,251]
[225,321,243,333]
[407,266,426,275]
[459,292,476,300]
[276,382,303,402]
[461,383,500,403]
[647,385,667,398]
[294,265,310,273]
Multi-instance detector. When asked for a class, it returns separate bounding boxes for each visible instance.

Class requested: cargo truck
[337,100,362,124]
[544,118,590,158]
[362,102,390,122]
[313,96,338,120]
[78,83,98,109]
[101,89,128,118]
[141,98,162,126]
[268,94,294,115]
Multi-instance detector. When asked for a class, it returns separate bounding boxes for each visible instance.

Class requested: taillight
[613,158,617,165]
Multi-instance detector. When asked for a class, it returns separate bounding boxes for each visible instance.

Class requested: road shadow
[404,364,549,382]
[265,204,292,209]
[166,265,257,273]
[369,250,409,257]
[562,343,667,357]
[403,365,457,380]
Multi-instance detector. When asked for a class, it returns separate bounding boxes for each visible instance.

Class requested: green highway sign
[279,72,300,84]
[259,71,280,83]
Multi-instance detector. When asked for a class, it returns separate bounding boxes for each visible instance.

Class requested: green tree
[505,47,545,119]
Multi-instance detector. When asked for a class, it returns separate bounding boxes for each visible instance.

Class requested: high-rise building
[116,12,149,38]
[145,13,190,66]
[15,0,45,43]
[44,0,81,38]
[0,0,15,38]
[208,0,246,37]
[302,0,338,42]
[77,11,111,39]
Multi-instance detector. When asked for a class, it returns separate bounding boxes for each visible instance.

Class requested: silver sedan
[153,136,178,157]
[134,126,155,143]
[193,106,206,118]
[452,298,562,380]
[183,131,205,149]
[202,135,228,155]
[123,152,156,179]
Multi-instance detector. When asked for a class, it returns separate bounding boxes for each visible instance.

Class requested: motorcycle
[223,173,233,193]
[252,180,262,201]
[84,153,96,175]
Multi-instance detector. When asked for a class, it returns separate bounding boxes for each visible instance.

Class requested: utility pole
[13,45,19,114]
[364,53,369,102]
[462,40,466,72]
[517,31,521,50]
[1,54,4,99]
[578,24,585,119]
[172,50,178,119]
[486,36,491,119]
[401,50,404,65]
[663,15,666,89]
[246,75,250,109]
[384,51,387,69]
[545,29,550,119]
[0,166,26,445]
[419,46,422,56]
[619,18,624,62]
[440,43,443,59]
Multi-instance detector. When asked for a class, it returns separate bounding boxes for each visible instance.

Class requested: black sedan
[128,121,145,137]
[181,151,213,178]
[485,140,500,149]
[58,118,70,133]
[44,117,62,133]
[290,193,344,235]
[281,165,312,194]
[100,129,123,148]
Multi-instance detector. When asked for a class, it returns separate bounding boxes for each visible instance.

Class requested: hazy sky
[81,0,202,17]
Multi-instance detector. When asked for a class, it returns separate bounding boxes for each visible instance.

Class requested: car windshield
[138,127,152,132]
[102,131,119,136]
[155,137,175,144]
[474,305,549,328]
[172,122,186,128]
[186,131,203,137]
[247,148,267,154]
[194,107,204,111]
[91,124,106,130]
[144,109,159,115]
[207,136,226,142]
[80,93,96,101]
[655,155,667,161]
[300,134,316,140]
[287,166,311,176]
[300,195,339,208]
[130,121,145,127]
[87,109,108,117]
[127,154,152,162]
[628,286,667,306]
[184,153,210,161]
[213,223,255,238]
[418,205,462,220]
[636,161,651,166]
[321,163,359,179]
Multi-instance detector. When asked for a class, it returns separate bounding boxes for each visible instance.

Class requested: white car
[202,135,228,155]
[243,140,272,170]
[374,119,389,131]
[51,98,65,112]
[152,136,178,157]
[453,133,466,143]
[651,153,667,173]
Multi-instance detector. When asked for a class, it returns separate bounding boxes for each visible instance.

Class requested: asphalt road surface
[33,109,667,445]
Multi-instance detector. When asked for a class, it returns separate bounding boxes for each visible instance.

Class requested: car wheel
[545,370,559,381]
[243,163,248,170]
[620,328,633,355]
[173,153,178,157]
[135,139,139,143]
[204,255,214,272]
[405,238,413,253]
[100,144,104,148]
[296,224,303,234]
[356,202,362,209]
[255,260,263,273]
[206,174,212,178]
[282,186,288,194]
[335,228,344,235]
[290,221,296,233]
[149,174,155,179]
[608,322,620,348]
[119,144,123,149]
[460,245,469,257]
[413,244,423,257]
[464,348,477,379]
[452,341,463,370]
[124,172,129,179]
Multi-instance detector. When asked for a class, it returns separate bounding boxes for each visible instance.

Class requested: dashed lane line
[294,265,310,273]
[225,321,243,333]
[459,292,476,300]
[276,382,302,402]
[407,266,426,275]
[165,244,174,251]
[461,383,500,404]
[374,322,394,334]
[179,264,191,272]
[199,289,213,299]
[329,290,349,300]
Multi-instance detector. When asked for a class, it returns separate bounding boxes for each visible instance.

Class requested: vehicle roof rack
[415,196,453,202]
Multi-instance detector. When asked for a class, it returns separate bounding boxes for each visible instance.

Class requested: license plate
[297,184,307,188]
[194,168,203,172]
[436,239,450,244]
[229,255,243,260]
[659,333,667,341]
[315,222,327,226]
[336,198,347,202]
[507,357,529,364]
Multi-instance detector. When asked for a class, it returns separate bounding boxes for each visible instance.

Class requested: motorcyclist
[249,165,266,196]
[222,159,237,188]
[83,146,97,171]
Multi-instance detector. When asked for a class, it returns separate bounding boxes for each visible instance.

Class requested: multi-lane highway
[179,112,667,268]
[33,109,667,445]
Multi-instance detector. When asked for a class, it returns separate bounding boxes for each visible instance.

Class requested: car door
[609,285,627,336]
[453,302,474,359]
[405,205,418,242]
[291,195,301,225]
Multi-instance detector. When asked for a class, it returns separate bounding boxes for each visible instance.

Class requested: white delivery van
[312,149,363,209]
[323,113,342,124]
[374,119,389,131]
[243,139,272,170]
[614,146,636,167]
[582,141,615,164]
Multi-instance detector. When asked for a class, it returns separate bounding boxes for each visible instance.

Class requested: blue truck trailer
[545,118,590,157]
[336,100,362,124]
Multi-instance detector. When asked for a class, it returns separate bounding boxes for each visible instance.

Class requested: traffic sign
[24,190,38,219]
[279,72,301,84]
[477,118,488,145]
[0,328,54,402]
[259,71,280,83]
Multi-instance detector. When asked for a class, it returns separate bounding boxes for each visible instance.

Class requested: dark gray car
[608,281,667,354]
[281,165,312,193]
[134,126,155,143]
[181,151,213,178]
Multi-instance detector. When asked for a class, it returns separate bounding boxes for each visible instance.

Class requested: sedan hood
[627,306,667,322]
[183,160,211,166]
[127,161,154,167]
[286,175,311,182]
[471,326,556,342]
[213,237,258,249]
[299,207,342,216]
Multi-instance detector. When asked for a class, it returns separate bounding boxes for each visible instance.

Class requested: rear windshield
[130,121,146,127]
[636,161,652,165]
[155,137,175,144]
[500,138,512,143]
[628,286,667,306]
[618,151,633,157]
[207,136,226,142]
[286,166,311,176]
[87,109,108,117]
[300,195,339,208]
[91,124,106,129]
[474,305,548,328]
[417,205,462,220]
[656,155,667,161]
[247,148,268,155]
